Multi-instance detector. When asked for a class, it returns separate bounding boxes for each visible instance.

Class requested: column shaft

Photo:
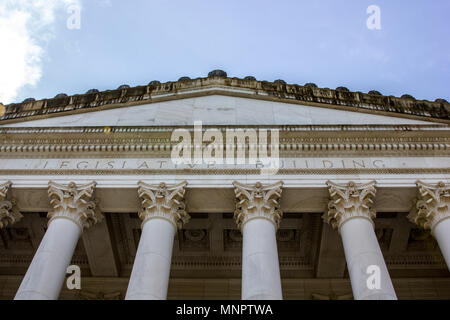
[14,181,101,300]
[340,218,397,300]
[433,219,450,267]
[324,181,397,300]
[408,181,450,271]
[242,218,282,300]
[233,181,284,300]
[125,181,189,300]
[15,219,81,300]
[125,218,175,300]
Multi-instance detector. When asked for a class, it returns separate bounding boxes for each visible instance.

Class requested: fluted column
[323,181,397,300]
[125,181,189,300]
[233,181,283,300]
[15,181,102,300]
[0,181,23,228]
[408,181,450,269]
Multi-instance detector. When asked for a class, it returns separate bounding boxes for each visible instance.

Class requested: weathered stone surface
[401,94,415,100]
[1,72,449,123]
[208,70,227,78]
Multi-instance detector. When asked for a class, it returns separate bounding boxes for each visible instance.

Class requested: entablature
[0,125,449,158]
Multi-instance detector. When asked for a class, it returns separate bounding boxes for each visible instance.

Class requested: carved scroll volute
[47,181,103,231]
[232,181,284,231]
[0,181,22,228]
[408,181,450,231]
[323,181,377,231]
[137,181,190,230]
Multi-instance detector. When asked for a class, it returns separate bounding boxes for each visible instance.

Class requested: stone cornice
[0,124,448,134]
[137,181,190,230]
[0,181,22,228]
[233,181,284,231]
[47,181,103,231]
[0,125,448,157]
[408,181,450,232]
[323,181,377,231]
[1,74,449,124]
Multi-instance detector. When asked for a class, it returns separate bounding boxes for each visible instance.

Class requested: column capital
[137,181,190,230]
[408,181,450,232]
[323,180,377,230]
[47,181,103,231]
[232,181,283,231]
[0,181,23,228]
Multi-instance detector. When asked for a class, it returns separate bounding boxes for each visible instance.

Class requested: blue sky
[1,0,449,104]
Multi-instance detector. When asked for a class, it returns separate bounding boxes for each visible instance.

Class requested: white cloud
[0,0,81,104]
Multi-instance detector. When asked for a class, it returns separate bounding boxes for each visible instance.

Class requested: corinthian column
[15,181,102,300]
[233,181,283,300]
[125,181,189,300]
[0,181,22,229]
[323,181,397,300]
[408,181,450,269]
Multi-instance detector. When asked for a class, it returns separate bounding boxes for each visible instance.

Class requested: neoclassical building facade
[0,70,449,300]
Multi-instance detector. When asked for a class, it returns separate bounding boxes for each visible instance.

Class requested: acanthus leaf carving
[408,181,450,231]
[0,181,22,228]
[323,180,377,230]
[232,181,284,231]
[47,181,103,231]
[137,181,189,230]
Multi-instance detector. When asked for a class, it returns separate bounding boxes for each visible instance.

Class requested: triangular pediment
[0,94,439,127]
